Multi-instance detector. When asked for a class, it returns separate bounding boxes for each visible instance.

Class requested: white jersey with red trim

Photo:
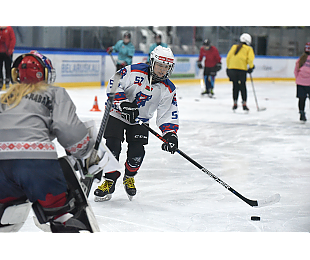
[107,63,179,134]
[0,85,94,160]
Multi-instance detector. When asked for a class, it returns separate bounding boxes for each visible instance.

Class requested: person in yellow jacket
[226,33,255,111]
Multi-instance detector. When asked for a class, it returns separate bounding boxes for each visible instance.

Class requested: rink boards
[12,49,297,88]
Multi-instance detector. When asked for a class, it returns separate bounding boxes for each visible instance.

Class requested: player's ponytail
[1,82,48,109]
[234,43,244,55]
[298,53,309,69]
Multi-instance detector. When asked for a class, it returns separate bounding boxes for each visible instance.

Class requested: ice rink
[6,80,310,258]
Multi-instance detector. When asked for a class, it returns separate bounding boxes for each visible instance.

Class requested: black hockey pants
[104,116,149,179]
[227,69,247,102]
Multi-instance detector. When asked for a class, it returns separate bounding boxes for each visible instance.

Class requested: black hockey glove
[161,132,178,154]
[247,65,255,74]
[120,101,139,124]
[197,60,203,69]
[215,62,222,71]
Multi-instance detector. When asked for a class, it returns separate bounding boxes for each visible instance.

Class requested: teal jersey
[148,43,169,62]
[113,40,135,65]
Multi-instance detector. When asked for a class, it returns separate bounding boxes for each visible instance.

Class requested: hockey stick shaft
[81,72,122,198]
[109,52,117,68]
[250,73,260,111]
[88,72,122,164]
[139,121,261,207]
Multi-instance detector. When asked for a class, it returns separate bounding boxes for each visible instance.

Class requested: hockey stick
[250,73,266,112]
[109,52,117,68]
[80,72,122,197]
[139,121,280,208]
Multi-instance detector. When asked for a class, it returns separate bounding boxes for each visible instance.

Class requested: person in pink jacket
[294,42,310,122]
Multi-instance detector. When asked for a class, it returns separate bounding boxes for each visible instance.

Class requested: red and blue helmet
[11,50,56,84]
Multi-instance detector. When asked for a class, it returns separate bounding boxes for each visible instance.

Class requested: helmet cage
[149,46,175,82]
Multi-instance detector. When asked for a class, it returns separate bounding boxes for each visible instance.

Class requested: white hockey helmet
[150,45,175,82]
[240,33,252,45]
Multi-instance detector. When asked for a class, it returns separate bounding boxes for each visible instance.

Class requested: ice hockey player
[226,33,255,111]
[294,42,310,122]
[107,32,135,71]
[197,39,221,97]
[94,45,179,201]
[147,33,168,63]
[0,51,111,232]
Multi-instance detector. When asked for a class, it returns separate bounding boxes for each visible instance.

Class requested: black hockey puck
[251,216,260,221]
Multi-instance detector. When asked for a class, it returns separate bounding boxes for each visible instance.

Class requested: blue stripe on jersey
[159,123,179,133]
[131,63,149,75]
[162,79,176,93]
[137,117,149,123]
[108,92,126,101]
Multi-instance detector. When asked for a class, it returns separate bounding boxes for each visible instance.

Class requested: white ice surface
[7,80,310,258]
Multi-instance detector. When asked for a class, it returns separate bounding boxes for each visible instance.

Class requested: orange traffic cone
[90,96,101,112]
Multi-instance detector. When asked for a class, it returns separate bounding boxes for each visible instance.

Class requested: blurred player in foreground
[0,51,118,232]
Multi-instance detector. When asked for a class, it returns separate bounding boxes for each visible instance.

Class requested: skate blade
[94,194,112,202]
[127,194,134,201]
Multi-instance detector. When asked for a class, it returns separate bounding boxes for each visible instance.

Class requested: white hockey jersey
[107,63,179,134]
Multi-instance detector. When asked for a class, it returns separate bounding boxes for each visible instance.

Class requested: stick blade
[258,107,267,112]
[255,193,280,208]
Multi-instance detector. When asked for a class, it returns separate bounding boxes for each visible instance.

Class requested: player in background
[0,26,15,90]
[226,33,255,111]
[197,39,221,97]
[147,33,168,64]
[0,51,111,232]
[294,42,310,122]
[107,32,135,71]
[94,46,179,201]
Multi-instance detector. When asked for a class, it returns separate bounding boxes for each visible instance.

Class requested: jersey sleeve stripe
[159,123,179,134]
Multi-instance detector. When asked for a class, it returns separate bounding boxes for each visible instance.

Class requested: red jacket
[0,26,16,55]
[198,46,221,68]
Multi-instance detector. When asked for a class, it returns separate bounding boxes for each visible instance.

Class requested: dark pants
[0,159,67,205]
[227,69,247,102]
[104,116,149,178]
[296,84,310,111]
[0,53,12,82]
[203,67,216,91]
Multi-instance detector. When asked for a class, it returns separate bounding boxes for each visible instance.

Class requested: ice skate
[94,179,116,202]
[232,102,238,111]
[123,175,136,201]
[242,101,249,112]
[208,89,215,99]
[300,111,307,122]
